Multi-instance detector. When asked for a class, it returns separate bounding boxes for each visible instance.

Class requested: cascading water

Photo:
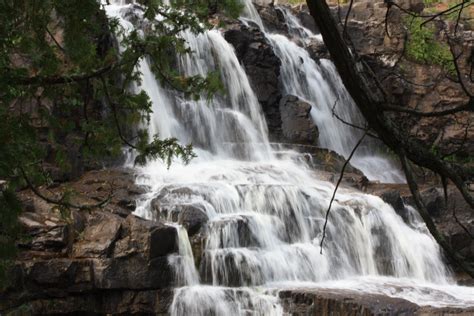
[104,1,474,314]
[244,4,405,183]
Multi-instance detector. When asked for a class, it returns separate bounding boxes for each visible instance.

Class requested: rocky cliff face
[331,0,473,159]
[1,169,176,314]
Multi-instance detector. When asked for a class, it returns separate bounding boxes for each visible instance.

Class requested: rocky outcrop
[280,95,319,145]
[278,288,474,315]
[327,0,474,158]
[224,23,283,141]
[255,4,288,34]
[1,169,177,315]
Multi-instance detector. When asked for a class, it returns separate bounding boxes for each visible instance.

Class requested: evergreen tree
[0,0,242,286]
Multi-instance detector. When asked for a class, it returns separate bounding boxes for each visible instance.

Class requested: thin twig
[420,1,472,28]
[320,129,368,254]
[381,102,471,117]
[343,0,354,38]
[452,199,474,240]
[19,167,113,210]
[331,99,379,138]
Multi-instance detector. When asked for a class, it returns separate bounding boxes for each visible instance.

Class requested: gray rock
[279,95,319,145]
[224,25,283,141]
[380,190,409,222]
[178,205,209,236]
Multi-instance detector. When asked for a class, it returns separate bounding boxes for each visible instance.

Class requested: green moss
[405,17,455,74]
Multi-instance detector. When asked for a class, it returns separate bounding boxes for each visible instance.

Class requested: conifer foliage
[0,0,242,286]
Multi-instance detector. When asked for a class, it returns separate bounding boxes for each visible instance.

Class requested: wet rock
[14,259,95,296]
[150,225,179,258]
[278,288,474,315]
[372,183,474,271]
[420,187,474,265]
[93,255,172,290]
[224,24,282,141]
[294,9,319,34]
[190,230,206,269]
[178,205,209,236]
[307,38,330,60]
[273,143,364,176]
[280,95,319,145]
[371,226,395,276]
[200,249,262,287]
[257,4,288,34]
[208,215,260,248]
[380,190,409,222]
[120,214,178,259]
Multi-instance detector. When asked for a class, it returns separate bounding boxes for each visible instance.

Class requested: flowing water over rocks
[104,1,474,314]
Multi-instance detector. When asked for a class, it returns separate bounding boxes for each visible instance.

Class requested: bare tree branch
[381,100,472,117]
[320,129,367,253]
[19,167,113,211]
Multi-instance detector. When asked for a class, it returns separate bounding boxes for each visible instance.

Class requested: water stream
[250,5,405,183]
[104,1,474,314]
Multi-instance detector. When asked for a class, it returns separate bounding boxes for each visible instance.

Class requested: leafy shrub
[405,17,455,74]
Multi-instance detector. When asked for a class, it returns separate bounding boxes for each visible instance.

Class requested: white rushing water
[104,1,474,314]
[258,6,405,183]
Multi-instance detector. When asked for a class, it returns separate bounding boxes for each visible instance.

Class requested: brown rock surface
[1,168,177,315]
[278,288,474,315]
[280,95,319,145]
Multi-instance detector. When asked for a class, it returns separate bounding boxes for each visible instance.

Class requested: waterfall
[262,6,405,183]
[104,1,474,314]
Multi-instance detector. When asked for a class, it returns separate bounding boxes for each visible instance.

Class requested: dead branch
[320,129,367,253]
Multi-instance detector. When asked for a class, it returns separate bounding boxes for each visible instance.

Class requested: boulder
[295,9,319,34]
[279,95,319,145]
[380,190,409,223]
[307,38,330,60]
[178,205,209,236]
